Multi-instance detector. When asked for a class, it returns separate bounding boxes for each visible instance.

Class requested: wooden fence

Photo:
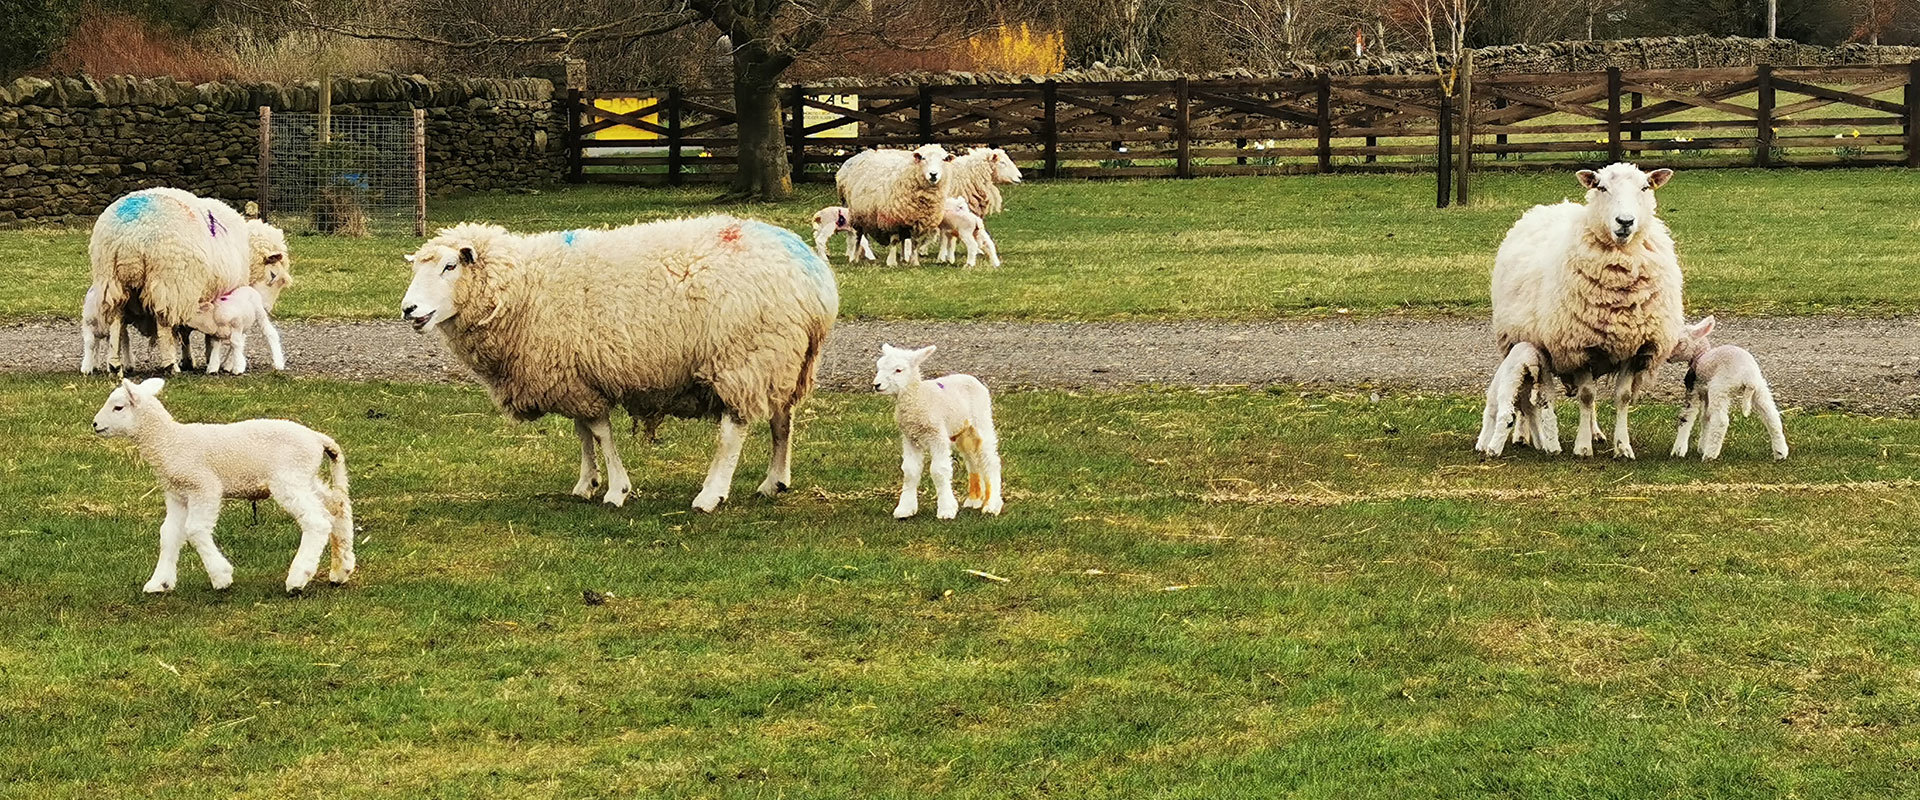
[566,61,1920,188]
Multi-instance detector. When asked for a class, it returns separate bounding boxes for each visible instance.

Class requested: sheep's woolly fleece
[89,188,257,330]
[836,144,951,246]
[944,148,1021,217]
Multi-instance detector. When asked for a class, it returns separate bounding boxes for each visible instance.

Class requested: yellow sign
[591,97,661,141]
[805,94,859,139]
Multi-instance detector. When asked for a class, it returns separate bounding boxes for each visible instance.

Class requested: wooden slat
[1772,77,1906,117]
[1766,76,1907,116]
[1620,79,1760,122]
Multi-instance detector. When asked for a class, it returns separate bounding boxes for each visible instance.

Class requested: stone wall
[0,73,567,227]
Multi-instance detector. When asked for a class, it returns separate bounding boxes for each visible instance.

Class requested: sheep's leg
[1571,375,1598,457]
[326,487,356,585]
[956,428,984,509]
[1531,380,1562,454]
[178,328,199,371]
[570,418,601,498]
[205,336,228,374]
[79,324,96,374]
[976,418,1005,515]
[143,493,193,593]
[962,229,982,267]
[894,438,924,519]
[1699,391,1735,461]
[1672,393,1702,458]
[692,414,746,513]
[588,415,631,507]
[260,317,285,371]
[859,235,876,262]
[273,477,335,594]
[1474,383,1501,456]
[1754,384,1788,460]
[106,314,125,375]
[885,238,900,268]
[756,405,793,498]
[929,435,959,519]
[180,492,235,590]
[1610,369,1638,460]
[229,331,250,374]
[979,230,1000,268]
[155,324,180,374]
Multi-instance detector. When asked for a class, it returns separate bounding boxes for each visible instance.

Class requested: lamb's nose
[402,304,417,318]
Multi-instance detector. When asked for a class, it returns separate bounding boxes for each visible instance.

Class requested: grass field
[6,374,1920,797]
[2,168,1918,322]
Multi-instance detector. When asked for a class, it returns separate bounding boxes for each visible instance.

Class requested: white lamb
[1491,163,1684,459]
[873,344,1004,519]
[810,205,875,263]
[91,378,355,594]
[944,147,1022,217]
[936,197,1000,268]
[836,144,953,266]
[1667,316,1787,460]
[184,279,288,374]
[401,217,837,511]
[1474,341,1561,457]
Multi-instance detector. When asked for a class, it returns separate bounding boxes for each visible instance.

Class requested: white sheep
[185,279,288,374]
[935,196,1000,268]
[944,147,1023,217]
[836,144,953,266]
[810,205,875,263]
[873,344,1004,519]
[1474,341,1561,457]
[89,188,290,375]
[1491,163,1683,459]
[401,218,837,511]
[1667,317,1787,460]
[91,378,355,594]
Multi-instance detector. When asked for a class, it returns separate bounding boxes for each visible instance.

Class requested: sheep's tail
[791,321,830,409]
[320,435,350,497]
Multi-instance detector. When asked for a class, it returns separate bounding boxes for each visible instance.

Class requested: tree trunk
[725,44,792,201]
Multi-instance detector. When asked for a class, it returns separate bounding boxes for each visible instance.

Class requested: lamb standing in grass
[810,206,875,262]
[1491,163,1684,459]
[1474,341,1561,457]
[936,197,1000,268]
[91,378,354,594]
[1667,316,1787,460]
[836,144,953,266]
[873,344,1004,519]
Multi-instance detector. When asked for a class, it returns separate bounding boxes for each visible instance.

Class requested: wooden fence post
[565,88,584,184]
[1606,67,1623,164]
[917,86,934,143]
[1042,81,1059,179]
[667,88,684,187]
[1175,77,1192,178]
[787,85,806,185]
[256,106,272,220]
[1630,91,1643,143]
[1905,60,1918,168]
[1316,73,1333,173]
[1456,51,1474,207]
[412,108,426,236]
[1436,89,1452,208]
[1756,64,1774,168]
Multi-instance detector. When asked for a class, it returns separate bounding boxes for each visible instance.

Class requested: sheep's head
[94,378,165,437]
[984,149,1022,184]
[246,219,292,283]
[912,143,954,185]
[873,343,935,394]
[256,268,292,312]
[400,241,476,333]
[812,206,851,235]
[1576,163,1672,247]
[1669,316,1716,364]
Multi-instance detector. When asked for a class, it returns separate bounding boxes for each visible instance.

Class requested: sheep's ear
[988,152,1001,162]
[911,345,937,364]
[1693,315,1716,336]
[119,378,139,399]
[1576,170,1600,190]
[402,253,416,263]
[136,378,165,396]
[1647,168,1673,189]
[459,246,476,265]
[264,252,284,265]
[913,152,925,162]
[944,153,955,162]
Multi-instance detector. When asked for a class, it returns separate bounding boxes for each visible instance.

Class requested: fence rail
[567,61,1920,187]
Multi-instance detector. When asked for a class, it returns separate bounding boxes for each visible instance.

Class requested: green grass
[4,168,1919,322]
[6,373,1920,797]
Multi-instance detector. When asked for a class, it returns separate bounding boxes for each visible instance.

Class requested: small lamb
[810,205,875,263]
[936,196,1000,268]
[1475,341,1561,457]
[184,275,289,374]
[1668,316,1787,460]
[93,378,355,593]
[873,344,1004,519]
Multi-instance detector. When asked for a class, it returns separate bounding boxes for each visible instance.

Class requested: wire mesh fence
[262,110,424,236]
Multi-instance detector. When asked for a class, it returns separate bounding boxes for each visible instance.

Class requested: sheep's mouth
[409,312,434,331]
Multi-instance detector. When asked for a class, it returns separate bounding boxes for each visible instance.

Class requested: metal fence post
[413,108,426,236]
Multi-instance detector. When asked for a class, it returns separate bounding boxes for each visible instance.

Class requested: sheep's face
[873,344,935,394]
[986,149,1023,184]
[247,220,292,280]
[1577,163,1672,246]
[93,378,165,437]
[812,206,851,236]
[256,268,291,311]
[401,243,472,333]
[1669,316,1717,364]
[912,144,954,185]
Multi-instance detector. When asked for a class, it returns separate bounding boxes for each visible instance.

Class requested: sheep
[1474,341,1561,457]
[89,188,290,375]
[810,205,875,263]
[184,279,288,374]
[935,197,1000,268]
[836,143,953,266]
[401,217,837,511]
[1490,163,1683,459]
[1667,316,1787,460]
[91,378,355,594]
[872,344,1004,520]
[81,264,292,376]
[943,147,1023,217]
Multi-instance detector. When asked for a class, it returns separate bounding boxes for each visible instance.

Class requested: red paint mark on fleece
[719,224,744,249]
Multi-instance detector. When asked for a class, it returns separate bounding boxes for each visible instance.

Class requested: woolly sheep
[1474,341,1561,457]
[1490,163,1683,459]
[936,196,1000,268]
[943,147,1023,217]
[184,280,288,374]
[81,264,292,375]
[873,344,1004,519]
[89,188,290,375]
[400,217,838,511]
[810,205,875,263]
[1667,317,1787,460]
[91,378,355,594]
[836,144,953,266]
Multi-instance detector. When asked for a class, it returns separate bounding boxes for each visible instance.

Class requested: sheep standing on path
[92,379,355,594]
[401,218,837,511]
[1491,163,1684,459]
[1668,316,1788,460]
[836,144,953,266]
[873,344,1004,519]
[1474,341,1560,457]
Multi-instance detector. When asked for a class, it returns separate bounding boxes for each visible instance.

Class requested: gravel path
[8,317,1917,413]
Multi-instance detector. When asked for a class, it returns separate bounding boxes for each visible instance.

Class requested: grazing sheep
[1491,163,1683,459]
[873,344,1004,519]
[184,279,288,374]
[401,217,837,511]
[810,205,875,262]
[936,197,1000,268]
[89,188,290,375]
[836,144,953,266]
[1667,317,1787,460]
[944,147,1023,217]
[91,378,355,594]
[1474,341,1561,457]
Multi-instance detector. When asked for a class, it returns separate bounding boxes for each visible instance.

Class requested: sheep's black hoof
[775,482,790,493]
[286,587,305,597]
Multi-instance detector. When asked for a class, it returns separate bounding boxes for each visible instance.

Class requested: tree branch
[256,0,704,50]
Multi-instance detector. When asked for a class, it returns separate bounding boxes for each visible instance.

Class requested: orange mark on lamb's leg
[967,472,983,503]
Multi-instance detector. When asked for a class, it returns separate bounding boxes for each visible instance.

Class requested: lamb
[1474,341,1561,457]
[184,278,289,374]
[1667,316,1787,460]
[943,147,1022,217]
[810,205,875,263]
[936,197,1001,268]
[1490,163,1684,459]
[401,217,837,511]
[91,378,355,594]
[836,143,953,266]
[89,188,290,375]
[873,344,1004,519]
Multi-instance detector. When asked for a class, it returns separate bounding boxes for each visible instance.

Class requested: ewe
[836,143,953,266]
[1491,163,1683,459]
[1667,317,1787,460]
[92,379,354,594]
[943,147,1022,217]
[1474,341,1560,457]
[810,205,875,262]
[401,218,837,511]
[873,344,1004,519]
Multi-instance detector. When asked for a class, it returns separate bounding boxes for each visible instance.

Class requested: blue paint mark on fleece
[562,230,579,246]
[111,194,153,223]
[746,220,836,301]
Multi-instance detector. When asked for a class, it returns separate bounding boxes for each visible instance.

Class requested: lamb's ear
[1647,168,1673,189]
[1576,170,1600,190]
[911,345,937,364]
[459,245,477,265]
[119,378,139,400]
[402,253,416,263]
[913,152,925,162]
[136,377,165,396]
[1693,315,1716,336]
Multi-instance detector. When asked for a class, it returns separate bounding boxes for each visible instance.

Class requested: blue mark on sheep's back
[111,194,153,223]
[746,220,833,292]
[563,230,579,246]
